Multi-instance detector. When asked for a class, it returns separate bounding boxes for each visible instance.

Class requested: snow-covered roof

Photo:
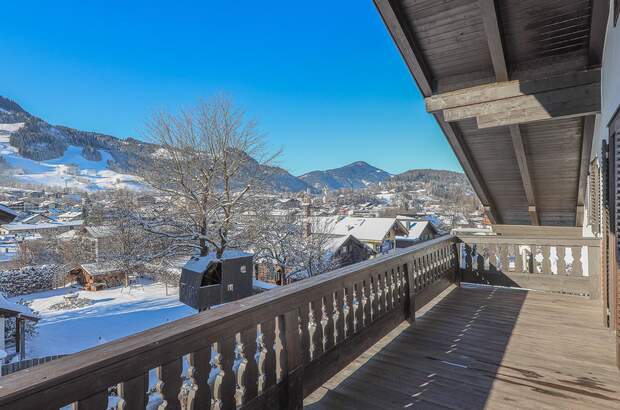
[406,221,431,239]
[0,203,17,217]
[80,263,123,277]
[0,220,83,232]
[58,211,82,219]
[0,294,38,321]
[183,249,253,273]
[84,225,117,238]
[310,216,407,242]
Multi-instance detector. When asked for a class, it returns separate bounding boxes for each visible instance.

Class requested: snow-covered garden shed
[179,250,253,311]
[67,263,126,291]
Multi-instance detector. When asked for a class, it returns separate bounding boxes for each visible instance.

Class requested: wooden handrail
[457,231,601,297]
[0,235,459,410]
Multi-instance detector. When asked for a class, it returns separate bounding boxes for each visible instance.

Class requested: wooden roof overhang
[374,0,609,226]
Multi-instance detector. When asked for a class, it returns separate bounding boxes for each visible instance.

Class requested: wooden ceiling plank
[576,115,596,226]
[509,125,539,225]
[433,113,502,224]
[478,0,509,81]
[374,0,433,97]
[588,0,610,66]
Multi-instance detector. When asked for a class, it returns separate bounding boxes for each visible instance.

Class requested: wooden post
[405,262,415,323]
[16,318,25,361]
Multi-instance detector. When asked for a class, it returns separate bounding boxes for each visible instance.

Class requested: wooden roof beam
[479,0,508,82]
[373,0,433,97]
[576,115,596,227]
[426,70,600,112]
[433,113,502,224]
[588,0,610,67]
[509,125,539,225]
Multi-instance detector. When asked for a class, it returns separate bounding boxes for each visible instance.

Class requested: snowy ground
[0,125,144,192]
[11,280,195,358]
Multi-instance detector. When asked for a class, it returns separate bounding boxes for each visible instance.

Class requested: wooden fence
[1,354,66,377]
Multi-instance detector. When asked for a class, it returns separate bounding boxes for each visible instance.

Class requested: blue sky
[0,0,461,176]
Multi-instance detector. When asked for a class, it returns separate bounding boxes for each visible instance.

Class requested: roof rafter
[509,125,539,225]
[373,0,433,97]
[479,0,509,81]
[374,0,501,224]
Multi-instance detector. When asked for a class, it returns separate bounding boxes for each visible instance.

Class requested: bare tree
[139,96,278,259]
[250,204,337,283]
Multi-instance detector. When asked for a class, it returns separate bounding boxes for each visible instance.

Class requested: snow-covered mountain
[0,96,315,193]
[0,97,148,191]
[298,161,392,190]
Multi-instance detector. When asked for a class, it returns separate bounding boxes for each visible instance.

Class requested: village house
[311,216,408,253]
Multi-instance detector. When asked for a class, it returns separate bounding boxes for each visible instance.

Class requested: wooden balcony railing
[0,235,459,410]
[458,226,601,298]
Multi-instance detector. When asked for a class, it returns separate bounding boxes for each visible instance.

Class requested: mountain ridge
[0,95,467,193]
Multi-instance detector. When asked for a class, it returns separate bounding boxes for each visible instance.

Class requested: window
[227,284,234,292]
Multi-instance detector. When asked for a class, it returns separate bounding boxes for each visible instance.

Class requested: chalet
[67,263,127,291]
[395,217,442,248]
[326,234,375,267]
[0,204,17,225]
[311,216,408,252]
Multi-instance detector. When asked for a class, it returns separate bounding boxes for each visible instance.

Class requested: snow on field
[11,281,195,358]
[0,124,144,192]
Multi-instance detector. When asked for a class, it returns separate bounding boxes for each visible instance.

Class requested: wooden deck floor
[304,285,620,410]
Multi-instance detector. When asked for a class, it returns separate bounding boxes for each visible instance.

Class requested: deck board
[304,285,620,409]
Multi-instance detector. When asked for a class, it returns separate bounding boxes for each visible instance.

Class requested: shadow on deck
[304,285,620,409]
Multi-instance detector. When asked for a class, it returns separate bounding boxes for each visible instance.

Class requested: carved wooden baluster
[282,309,303,408]
[530,244,538,273]
[571,246,583,275]
[116,373,148,410]
[299,302,311,365]
[413,258,421,289]
[384,270,393,311]
[362,280,371,327]
[518,246,528,273]
[73,391,108,410]
[354,283,363,332]
[323,294,335,351]
[333,290,344,344]
[257,319,276,394]
[275,315,286,383]
[465,244,473,273]
[476,244,485,273]
[370,276,378,321]
[541,246,552,274]
[376,274,385,317]
[186,346,212,410]
[309,299,323,360]
[433,251,440,279]
[212,336,235,410]
[499,246,509,273]
[557,246,567,274]
[236,326,259,406]
[393,268,401,305]
[155,358,183,410]
[344,286,355,338]
[487,245,497,273]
